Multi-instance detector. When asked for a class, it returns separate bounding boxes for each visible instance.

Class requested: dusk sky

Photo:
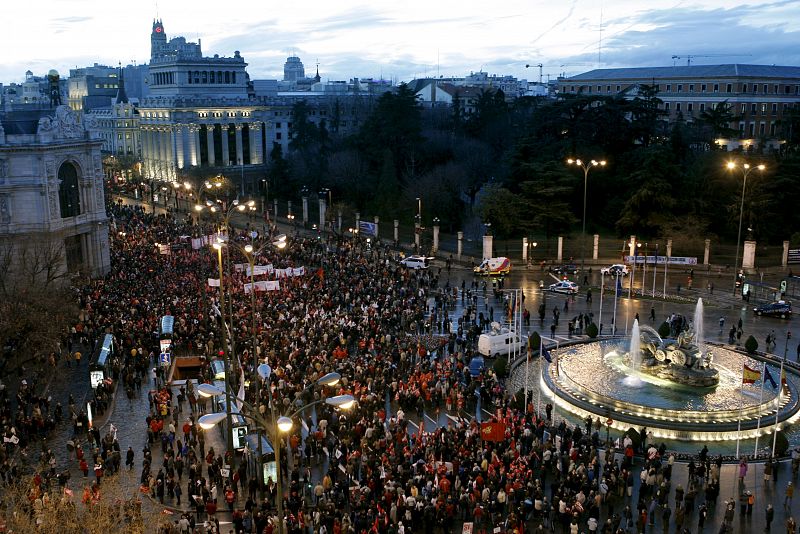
[3,0,799,84]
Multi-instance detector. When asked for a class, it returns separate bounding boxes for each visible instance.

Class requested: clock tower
[151,19,167,61]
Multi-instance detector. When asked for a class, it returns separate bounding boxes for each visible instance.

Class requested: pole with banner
[773,332,790,456]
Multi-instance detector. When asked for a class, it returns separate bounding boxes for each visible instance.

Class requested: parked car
[753,300,792,318]
[601,264,629,277]
[399,255,433,270]
[548,280,580,294]
[550,264,579,275]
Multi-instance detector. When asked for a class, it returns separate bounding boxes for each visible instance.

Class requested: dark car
[551,264,579,275]
[753,300,792,319]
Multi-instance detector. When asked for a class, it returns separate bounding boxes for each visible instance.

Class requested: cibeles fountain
[537,298,800,444]
[626,300,719,388]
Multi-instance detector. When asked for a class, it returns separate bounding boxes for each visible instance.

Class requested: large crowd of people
[2,201,800,534]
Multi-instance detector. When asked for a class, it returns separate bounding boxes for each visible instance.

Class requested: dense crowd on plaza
[1,203,800,534]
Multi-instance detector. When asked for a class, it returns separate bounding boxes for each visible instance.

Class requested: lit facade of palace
[558,64,800,150]
[139,20,270,187]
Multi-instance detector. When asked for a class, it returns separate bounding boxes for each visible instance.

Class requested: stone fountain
[636,298,720,387]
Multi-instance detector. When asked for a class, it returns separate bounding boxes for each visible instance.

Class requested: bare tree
[0,234,78,372]
[1,470,165,533]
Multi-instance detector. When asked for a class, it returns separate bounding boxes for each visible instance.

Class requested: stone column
[593,234,599,260]
[287,200,292,216]
[557,236,564,262]
[394,220,399,243]
[337,210,343,233]
[457,231,463,260]
[302,195,309,225]
[192,127,201,167]
[235,125,244,165]
[250,123,263,164]
[187,126,198,167]
[629,236,636,258]
[207,126,216,166]
[221,127,230,167]
[522,237,528,263]
[273,199,278,219]
[433,223,440,253]
[373,216,379,240]
[703,239,711,265]
[742,240,756,270]
[414,221,420,250]
[176,125,186,170]
[482,235,493,260]
[355,212,360,232]
[666,239,672,258]
[783,241,790,268]
[318,197,327,230]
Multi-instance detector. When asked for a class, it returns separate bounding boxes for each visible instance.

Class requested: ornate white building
[0,105,110,278]
[138,21,270,189]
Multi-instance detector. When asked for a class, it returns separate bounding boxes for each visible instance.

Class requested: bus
[89,334,115,388]
[159,315,175,354]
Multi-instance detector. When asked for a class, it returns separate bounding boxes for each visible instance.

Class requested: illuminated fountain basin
[543,339,800,442]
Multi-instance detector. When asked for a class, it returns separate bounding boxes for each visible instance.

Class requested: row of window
[570,83,800,96]
[663,101,794,115]
[197,111,250,119]
[740,121,777,137]
[187,70,237,85]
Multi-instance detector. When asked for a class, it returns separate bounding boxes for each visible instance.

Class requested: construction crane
[671,54,752,66]
[525,63,543,84]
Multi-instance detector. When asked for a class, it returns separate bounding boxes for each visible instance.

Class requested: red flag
[480,422,506,442]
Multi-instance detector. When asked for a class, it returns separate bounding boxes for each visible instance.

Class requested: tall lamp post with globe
[198,372,354,534]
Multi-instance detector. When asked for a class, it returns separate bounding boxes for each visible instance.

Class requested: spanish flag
[743,364,760,384]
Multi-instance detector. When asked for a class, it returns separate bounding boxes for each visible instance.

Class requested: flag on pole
[742,364,760,384]
[764,367,778,389]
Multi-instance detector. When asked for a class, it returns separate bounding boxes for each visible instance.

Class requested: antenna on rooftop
[598,0,603,65]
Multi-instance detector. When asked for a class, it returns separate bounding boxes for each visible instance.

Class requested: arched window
[58,161,81,218]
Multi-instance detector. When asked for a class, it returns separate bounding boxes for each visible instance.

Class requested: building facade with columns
[0,105,110,278]
[138,21,269,189]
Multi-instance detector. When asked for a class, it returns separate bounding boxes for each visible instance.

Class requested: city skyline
[2,0,800,84]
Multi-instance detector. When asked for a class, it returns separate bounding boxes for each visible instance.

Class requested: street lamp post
[198,378,354,534]
[727,161,765,295]
[195,195,250,467]
[567,158,606,274]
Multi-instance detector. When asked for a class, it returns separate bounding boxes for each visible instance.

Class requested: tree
[629,84,667,148]
[515,162,579,239]
[1,470,162,533]
[477,184,526,238]
[695,100,740,147]
[0,235,78,373]
[267,142,292,200]
[357,83,422,182]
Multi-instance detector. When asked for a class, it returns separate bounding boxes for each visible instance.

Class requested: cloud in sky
[1,0,798,83]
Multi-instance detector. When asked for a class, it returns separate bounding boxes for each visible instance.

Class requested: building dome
[48,69,59,77]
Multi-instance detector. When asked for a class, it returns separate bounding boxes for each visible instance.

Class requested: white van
[478,328,527,358]
[399,255,433,270]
